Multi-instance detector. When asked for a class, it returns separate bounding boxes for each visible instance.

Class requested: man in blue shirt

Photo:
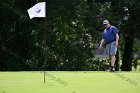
[99,20,119,72]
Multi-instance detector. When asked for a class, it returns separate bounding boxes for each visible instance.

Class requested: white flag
[27,2,46,19]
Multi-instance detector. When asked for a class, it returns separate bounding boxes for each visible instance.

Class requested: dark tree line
[0,0,140,71]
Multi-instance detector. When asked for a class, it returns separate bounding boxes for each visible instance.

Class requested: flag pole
[44,19,47,83]
[44,2,47,83]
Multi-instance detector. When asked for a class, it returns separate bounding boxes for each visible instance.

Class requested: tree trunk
[121,34,134,71]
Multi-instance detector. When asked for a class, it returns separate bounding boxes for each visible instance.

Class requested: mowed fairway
[0,71,140,93]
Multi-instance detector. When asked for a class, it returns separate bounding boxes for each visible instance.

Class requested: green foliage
[0,0,140,71]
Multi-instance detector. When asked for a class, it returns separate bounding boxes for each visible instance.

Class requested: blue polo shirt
[102,26,118,44]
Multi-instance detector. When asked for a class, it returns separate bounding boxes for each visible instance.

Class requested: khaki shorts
[105,41,117,56]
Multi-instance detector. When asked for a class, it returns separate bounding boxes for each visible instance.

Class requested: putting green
[0,71,140,93]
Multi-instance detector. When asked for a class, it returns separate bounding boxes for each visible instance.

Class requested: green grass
[0,71,140,93]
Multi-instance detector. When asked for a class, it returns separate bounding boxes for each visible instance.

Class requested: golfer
[99,20,119,72]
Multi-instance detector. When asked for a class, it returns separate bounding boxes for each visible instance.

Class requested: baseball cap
[103,20,109,25]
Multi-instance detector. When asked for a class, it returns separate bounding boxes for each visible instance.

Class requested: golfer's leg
[106,44,113,71]
[110,41,117,68]
[111,54,116,67]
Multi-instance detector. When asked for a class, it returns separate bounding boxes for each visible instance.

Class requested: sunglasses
[103,24,107,26]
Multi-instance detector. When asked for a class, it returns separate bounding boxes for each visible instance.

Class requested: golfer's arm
[100,39,105,46]
[116,34,119,42]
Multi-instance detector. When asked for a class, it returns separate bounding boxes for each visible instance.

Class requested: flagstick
[44,1,47,83]
[44,61,46,83]
[44,62,46,83]
[44,17,47,83]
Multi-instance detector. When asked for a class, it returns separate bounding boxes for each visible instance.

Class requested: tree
[120,0,140,71]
